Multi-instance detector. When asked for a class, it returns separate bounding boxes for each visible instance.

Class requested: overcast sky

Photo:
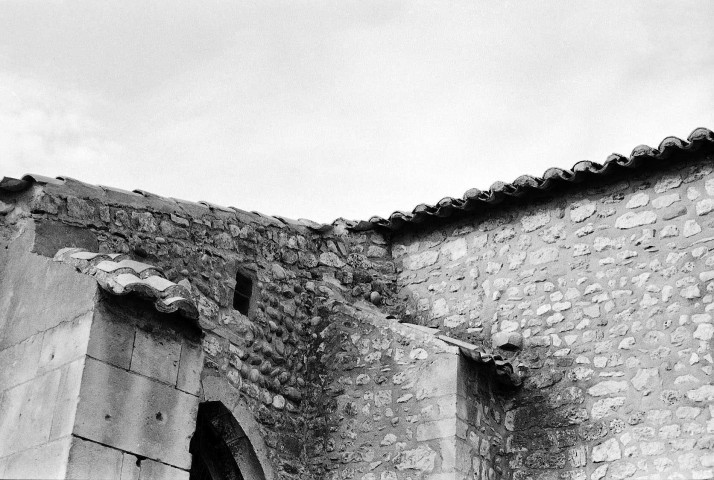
[1,1,713,223]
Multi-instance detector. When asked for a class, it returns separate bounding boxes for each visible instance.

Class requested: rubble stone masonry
[394,156,714,479]
[0,141,713,479]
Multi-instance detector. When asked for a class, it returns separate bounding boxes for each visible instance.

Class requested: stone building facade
[0,127,713,479]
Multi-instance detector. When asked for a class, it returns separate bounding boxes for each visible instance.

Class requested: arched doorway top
[200,374,275,480]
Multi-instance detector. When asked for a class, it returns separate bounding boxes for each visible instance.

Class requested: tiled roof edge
[3,128,711,234]
[364,127,714,232]
[53,248,199,323]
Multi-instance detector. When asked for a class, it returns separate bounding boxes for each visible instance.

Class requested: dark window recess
[233,272,253,315]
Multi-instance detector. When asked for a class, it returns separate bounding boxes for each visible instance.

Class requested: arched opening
[189,402,267,480]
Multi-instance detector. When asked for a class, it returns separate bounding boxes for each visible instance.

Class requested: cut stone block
[130,329,181,385]
[0,368,62,458]
[66,437,123,480]
[0,249,96,350]
[0,332,42,390]
[38,311,92,374]
[74,358,199,470]
[0,436,72,480]
[120,453,141,480]
[416,418,457,441]
[88,304,136,370]
[50,358,86,441]
[415,354,458,400]
[138,459,189,480]
[177,340,204,396]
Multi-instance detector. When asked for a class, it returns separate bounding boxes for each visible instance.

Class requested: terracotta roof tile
[54,248,199,322]
[2,127,712,233]
[367,127,714,231]
[94,259,162,276]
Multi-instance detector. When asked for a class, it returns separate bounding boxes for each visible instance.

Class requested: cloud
[0,73,124,176]
[1,1,713,223]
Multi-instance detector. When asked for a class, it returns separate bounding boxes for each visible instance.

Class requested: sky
[1,1,713,223]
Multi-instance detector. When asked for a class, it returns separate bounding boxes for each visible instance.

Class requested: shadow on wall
[190,401,267,480]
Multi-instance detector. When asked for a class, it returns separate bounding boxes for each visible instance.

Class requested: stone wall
[0,178,399,479]
[68,295,203,479]
[394,155,714,479]
[0,227,204,479]
[0,232,95,478]
[319,302,462,480]
[458,357,511,480]
[3,149,714,479]
[313,300,518,480]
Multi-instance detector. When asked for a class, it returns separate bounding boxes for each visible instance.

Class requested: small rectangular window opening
[233,272,253,315]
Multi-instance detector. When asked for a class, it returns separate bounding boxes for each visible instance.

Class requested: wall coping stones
[53,248,199,322]
[331,301,522,385]
[334,301,457,355]
[437,334,522,387]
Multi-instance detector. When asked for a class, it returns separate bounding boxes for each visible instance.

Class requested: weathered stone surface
[403,250,439,270]
[137,459,189,480]
[440,238,467,261]
[0,368,62,457]
[394,444,437,472]
[687,385,714,402]
[631,368,660,391]
[521,210,551,232]
[615,211,657,229]
[528,246,559,265]
[591,397,625,419]
[33,219,100,257]
[587,381,628,397]
[654,173,682,193]
[693,323,714,341]
[652,193,680,209]
[492,331,524,350]
[88,304,136,370]
[415,355,457,400]
[0,248,97,350]
[570,200,597,222]
[416,418,457,441]
[50,358,85,441]
[696,198,714,216]
[704,177,714,195]
[0,436,72,480]
[66,436,124,479]
[591,464,608,480]
[591,438,621,462]
[74,358,199,470]
[3,145,714,480]
[130,329,181,385]
[431,298,449,318]
[38,312,92,374]
[319,252,346,268]
[626,192,649,209]
[0,332,43,390]
[0,199,14,215]
[176,340,203,396]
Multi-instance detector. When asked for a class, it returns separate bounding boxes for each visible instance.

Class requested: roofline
[366,127,714,232]
[3,127,712,234]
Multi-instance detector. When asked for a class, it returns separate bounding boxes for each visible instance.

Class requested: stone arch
[197,375,275,480]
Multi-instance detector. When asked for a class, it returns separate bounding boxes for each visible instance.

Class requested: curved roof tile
[367,127,714,231]
[2,127,712,233]
[53,248,199,322]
